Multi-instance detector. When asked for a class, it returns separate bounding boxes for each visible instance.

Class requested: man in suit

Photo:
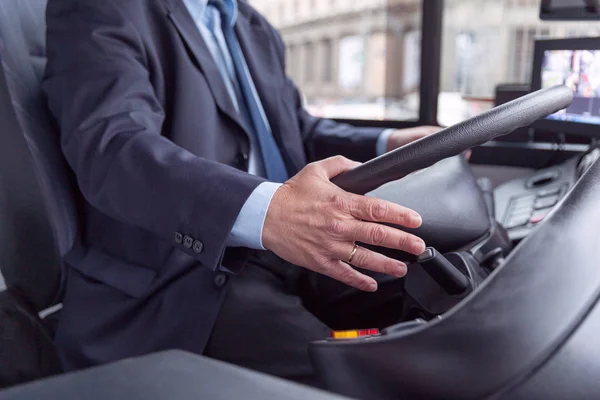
[43,0,437,385]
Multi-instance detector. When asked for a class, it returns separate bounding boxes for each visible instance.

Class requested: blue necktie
[208,0,289,183]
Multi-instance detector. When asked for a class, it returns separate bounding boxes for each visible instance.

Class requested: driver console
[307,85,600,400]
[311,128,600,400]
[496,36,600,241]
[495,145,600,241]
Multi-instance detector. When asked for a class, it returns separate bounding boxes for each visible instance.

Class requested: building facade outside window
[252,0,600,126]
[251,0,423,121]
[322,38,334,83]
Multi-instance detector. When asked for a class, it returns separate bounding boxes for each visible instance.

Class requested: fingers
[346,195,423,229]
[314,156,362,179]
[344,220,426,255]
[320,260,378,292]
[346,245,408,277]
[318,244,409,292]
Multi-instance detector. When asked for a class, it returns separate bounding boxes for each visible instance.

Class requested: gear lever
[417,247,470,296]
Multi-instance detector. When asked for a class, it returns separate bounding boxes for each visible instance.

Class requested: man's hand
[262,156,426,293]
[386,126,440,152]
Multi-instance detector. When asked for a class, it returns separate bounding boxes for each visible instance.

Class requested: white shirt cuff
[226,182,282,250]
[376,129,396,156]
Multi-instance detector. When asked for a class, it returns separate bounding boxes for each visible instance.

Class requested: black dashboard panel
[0,351,348,400]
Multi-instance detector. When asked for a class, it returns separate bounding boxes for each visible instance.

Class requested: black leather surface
[332,85,574,194]
[368,156,491,253]
[311,158,600,399]
[503,298,600,400]
[0,290,62,389]
[0,0,77,310]
[0,351,349,400]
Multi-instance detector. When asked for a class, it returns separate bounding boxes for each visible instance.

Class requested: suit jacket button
[174,232,183,244]
[183,235,194,249]
[193,240,204,254]
[214,273,228,288]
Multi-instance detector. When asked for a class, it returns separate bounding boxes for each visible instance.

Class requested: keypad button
[534,195,559,210]
[505,215,530,229]
[538,186,561,197]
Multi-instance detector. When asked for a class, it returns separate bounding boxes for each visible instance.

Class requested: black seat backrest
[0,0,80,311]
[0,290,62,389]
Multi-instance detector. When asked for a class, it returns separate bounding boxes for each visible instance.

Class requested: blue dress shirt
[183,0,392,250]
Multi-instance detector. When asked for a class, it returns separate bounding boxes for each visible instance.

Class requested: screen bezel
[540,0,600,21]
[531,37,600,138]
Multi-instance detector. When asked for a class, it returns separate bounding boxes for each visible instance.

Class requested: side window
[251,0,424,121]
[438,0,600,127]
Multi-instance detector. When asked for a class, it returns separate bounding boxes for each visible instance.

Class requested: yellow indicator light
[331,329,380,339]
[331,330,360,339]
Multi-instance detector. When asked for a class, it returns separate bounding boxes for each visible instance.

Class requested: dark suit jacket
[42,0,385,369]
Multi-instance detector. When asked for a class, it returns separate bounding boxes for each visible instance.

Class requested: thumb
[317,156,362,180]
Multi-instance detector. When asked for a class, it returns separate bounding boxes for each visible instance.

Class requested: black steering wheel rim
[332,85,573,195]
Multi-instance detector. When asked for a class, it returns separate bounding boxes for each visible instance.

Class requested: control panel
[502,184,567,229]
[494,157,579,241]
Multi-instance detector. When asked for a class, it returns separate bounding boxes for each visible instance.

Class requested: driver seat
[0,0,81,387]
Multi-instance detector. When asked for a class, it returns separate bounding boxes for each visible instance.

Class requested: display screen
[541,49,600,125]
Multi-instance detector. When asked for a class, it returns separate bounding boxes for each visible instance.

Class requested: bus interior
[1,0,600,399]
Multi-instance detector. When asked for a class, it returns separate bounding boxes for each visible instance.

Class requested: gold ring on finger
[347,243,359,264]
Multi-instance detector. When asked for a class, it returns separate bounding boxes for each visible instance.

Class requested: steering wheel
[332,85,573,194]
[308,86,573,322]
[309,85,600,400]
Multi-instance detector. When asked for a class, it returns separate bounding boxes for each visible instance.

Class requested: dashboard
[495,149,600,241]
[494,36,600,241]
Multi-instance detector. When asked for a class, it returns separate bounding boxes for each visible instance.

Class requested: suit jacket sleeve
[43,0,266,270]
[265,18,386,163]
